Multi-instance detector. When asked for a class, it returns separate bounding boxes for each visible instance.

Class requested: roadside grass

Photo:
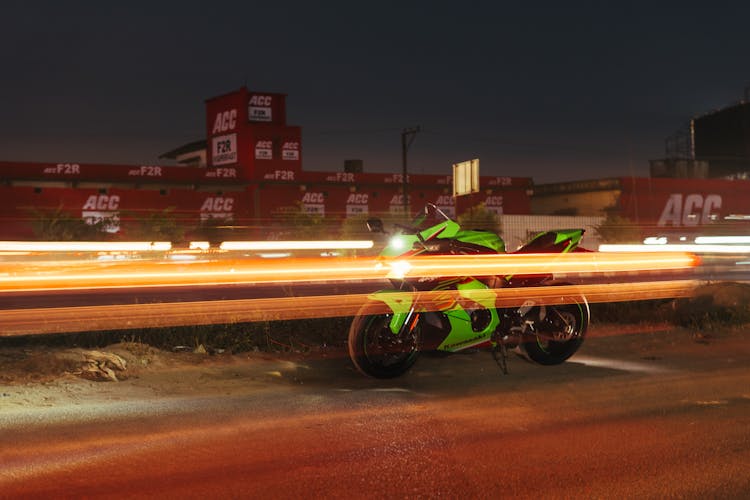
[670,282,750,330]
[3,283,748,354]
[590,299,675,325]
[1,317,354,355]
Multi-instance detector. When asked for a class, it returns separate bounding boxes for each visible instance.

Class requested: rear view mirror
[366,218,384,233]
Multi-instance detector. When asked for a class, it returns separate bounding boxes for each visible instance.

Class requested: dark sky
[2,1,749,183]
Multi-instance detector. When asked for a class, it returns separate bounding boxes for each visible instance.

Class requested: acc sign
[81,195,120,233]
[248,95,272,122]
[346,193,368,216]
[82,194,120,210]
[200,196,234,221]
[211,109,237,134]
[255,140,273,160]
[212,134,237,166]
[282,141,300,161]
[301,192,325,215]
[657,194,722,226]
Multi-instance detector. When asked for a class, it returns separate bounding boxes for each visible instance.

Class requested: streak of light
[600,243,750,253]
[219,240,374,251]
[0,241,172,252]
[0,252,698,292]
[645,235,750,245]
[0,280,701,337]
[694,236,750,244]
[168,254,199,261]
[189,241,210,250]
[0,239,373,255]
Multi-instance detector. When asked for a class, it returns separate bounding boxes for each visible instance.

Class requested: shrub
[670,282,750,329]
[30,206,115,241]
[594,212,642,243]
[122,208,187,243]
[457,203,502,235]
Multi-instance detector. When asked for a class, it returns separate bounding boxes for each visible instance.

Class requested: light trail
[601,243,750,253]
[0,239,375,254]
[0,281,701,337]
[694,236,750,244]
[219,240,374,251]
[0,252,698,292]
[0,241,172,253]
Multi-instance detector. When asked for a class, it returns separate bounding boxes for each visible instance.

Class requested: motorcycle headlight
[389,236,406,250]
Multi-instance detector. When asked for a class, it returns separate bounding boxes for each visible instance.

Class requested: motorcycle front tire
[348,301,420,379]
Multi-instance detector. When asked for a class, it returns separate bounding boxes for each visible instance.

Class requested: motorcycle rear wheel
[348,302,420,379]
[517,298,589,365]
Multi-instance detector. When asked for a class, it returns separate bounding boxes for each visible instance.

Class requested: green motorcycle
[348,203,590,378]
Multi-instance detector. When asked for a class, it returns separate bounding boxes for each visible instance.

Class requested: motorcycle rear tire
[348,302,420,379]
[517,297,589,365]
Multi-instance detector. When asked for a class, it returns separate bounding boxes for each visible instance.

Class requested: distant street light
[401,126,421,216]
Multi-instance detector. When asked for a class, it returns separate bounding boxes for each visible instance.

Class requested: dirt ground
[0,338,340,409]
[0,321,733,409]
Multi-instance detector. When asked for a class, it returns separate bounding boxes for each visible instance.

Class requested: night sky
[2,1,749,183]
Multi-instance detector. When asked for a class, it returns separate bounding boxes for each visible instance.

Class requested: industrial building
[2,86,750,247]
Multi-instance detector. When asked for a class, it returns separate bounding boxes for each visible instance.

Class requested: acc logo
[212,109,237,134]
[249,95,272,106]
[255,140,273,160]
[485,195,503,206]
[200,196,234,221]
[347,193,368,204]
[82,195,120,233]
[201,197,234,212]
[435,195,453,205]
[302,192,324,203]
[658,194,722,226]
[82,195,120,210]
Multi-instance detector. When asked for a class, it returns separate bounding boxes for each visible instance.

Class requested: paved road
[2,325,750,499]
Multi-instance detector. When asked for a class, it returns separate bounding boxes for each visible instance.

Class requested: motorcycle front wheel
[517,297,589,365]
[348,301,420,379]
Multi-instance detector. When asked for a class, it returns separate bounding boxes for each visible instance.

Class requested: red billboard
[618,177,750,234]
[205,88,249,172]
[247,92,287,125]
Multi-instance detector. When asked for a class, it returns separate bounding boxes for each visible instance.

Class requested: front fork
[395,302,420,338]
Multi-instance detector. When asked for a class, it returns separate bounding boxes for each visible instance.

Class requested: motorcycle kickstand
[491,339,509,375]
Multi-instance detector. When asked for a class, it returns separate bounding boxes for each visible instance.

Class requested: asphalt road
[2,324,750,499]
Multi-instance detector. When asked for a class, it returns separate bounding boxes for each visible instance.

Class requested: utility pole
[401,126,420,216]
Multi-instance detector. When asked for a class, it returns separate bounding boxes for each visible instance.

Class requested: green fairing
[368,279,500,351]
[436,278,500,351]
[527,228,583,250]
[366,290,414,334]
[553,229,583,246]
[455,230,505,252]
[373,217,504,339]
[381,221,504,257]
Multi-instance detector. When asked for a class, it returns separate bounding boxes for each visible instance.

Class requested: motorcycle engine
[469,308,492,332]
